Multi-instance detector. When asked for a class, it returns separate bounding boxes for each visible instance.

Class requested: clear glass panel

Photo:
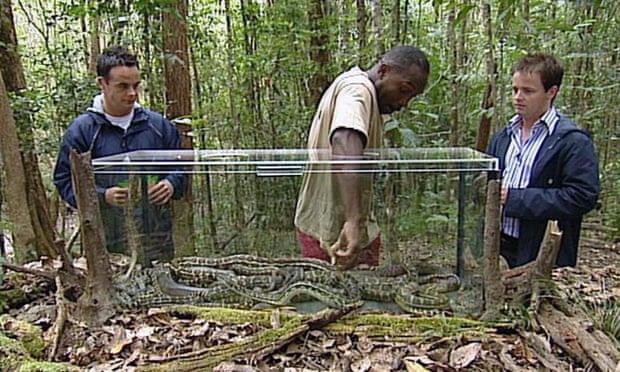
[91,148,497,317]
[92,147,498,175]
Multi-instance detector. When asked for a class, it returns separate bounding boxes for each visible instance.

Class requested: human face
[375,64,426,115]
[97,65,141,116]
[512,71,557,126]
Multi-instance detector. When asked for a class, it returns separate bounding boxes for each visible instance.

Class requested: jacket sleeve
[504,132,600,220]
[161,117,187,200]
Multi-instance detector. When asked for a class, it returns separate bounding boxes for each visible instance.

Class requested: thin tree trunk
[357,0,367,60]
[0,0,56,262]
[86,0,100,75]
[0,72,33,262]
[162,0,194,256]
[481,179,501,320]
[143,11,156,108]
[308,0,331,106]
[475,1,496,152]
[223,0,244,229]
[391,0,400,43]
[448,5,458,147]
[371,0,384,56]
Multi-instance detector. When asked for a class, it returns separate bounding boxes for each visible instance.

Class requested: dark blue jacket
[53,103,187,260]
[488,115,600,267]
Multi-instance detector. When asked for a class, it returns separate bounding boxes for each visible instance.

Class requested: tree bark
[0,0,57,262]
[0,72,33,261]
[481,178,501,320]
[391,0,400,43]
[70,150,115,326]
[474,1,496,152]
[448,5,459,147]
[356,0,367,60]
[162,0,194,257]
[370,0,384,57]
[308,0,330,106]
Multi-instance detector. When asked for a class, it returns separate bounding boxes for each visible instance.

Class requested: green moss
[0,331,34,371]
[167,305,306,326]
[0,287,29,309]
[0,320,78,372]
[140,307,308,371]
[17,361,78,372]
[0,314,46,358]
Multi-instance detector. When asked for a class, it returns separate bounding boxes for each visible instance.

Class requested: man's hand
[328,220,364,270]
[149,179,174,205]
[501,187,509,205]
[104,186,128,206]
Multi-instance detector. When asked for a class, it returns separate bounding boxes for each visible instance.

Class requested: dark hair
[96,45,139,79]
[512,53,563,91]
[383,46,430,76]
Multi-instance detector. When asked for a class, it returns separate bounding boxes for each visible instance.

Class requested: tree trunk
[391,0,400,43]
[0,0,57,262]
[0,1,25,90]
[223,0,245,230]
[0,72,33,262]
[371,0,384,57]
[474,1,496,152]
[481,179,501,320]
[307,0,330,106]
[70,150,115,326]
[162,0,194,257]
[447,5,459,147]
[356,0,367,60]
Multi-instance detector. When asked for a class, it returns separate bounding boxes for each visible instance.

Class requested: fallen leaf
[403,359,431,372]
[351,356,372,372]
[110,336,133,355]
[449,342,481,369]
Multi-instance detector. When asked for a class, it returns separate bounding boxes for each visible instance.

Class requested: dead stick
[1,262,55,280]
[481,178,502,320]
[48,274,67,361]
[64,223,81,255]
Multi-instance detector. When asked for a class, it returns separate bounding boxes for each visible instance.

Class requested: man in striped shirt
[488,54,600,268]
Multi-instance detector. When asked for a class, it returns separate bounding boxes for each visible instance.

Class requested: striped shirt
[502,107,560,237]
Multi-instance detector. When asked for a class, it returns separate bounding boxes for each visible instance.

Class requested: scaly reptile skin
[114,255,460,315]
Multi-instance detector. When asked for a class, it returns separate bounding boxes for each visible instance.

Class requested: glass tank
[90,148,498,317]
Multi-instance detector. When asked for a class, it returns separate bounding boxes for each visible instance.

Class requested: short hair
[382,46,430,76]
[96,45,139,79]
[512,53,563,91]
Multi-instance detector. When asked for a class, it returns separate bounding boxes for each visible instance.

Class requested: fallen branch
[1,261,55,281]
[537,302,620,371]
[140,301,363,371]
[48,274,68,361]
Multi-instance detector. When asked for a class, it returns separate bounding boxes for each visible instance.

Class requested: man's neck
[103,101,131,117]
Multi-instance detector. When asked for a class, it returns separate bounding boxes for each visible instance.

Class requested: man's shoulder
[136,108,178,133]
[69,111,102,128]
[334,67,372,86]
[555,115,592,141]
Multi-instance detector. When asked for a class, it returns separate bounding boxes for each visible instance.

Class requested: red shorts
[295,228,381,266]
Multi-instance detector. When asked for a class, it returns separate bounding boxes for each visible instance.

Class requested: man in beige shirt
[295,46,430,269]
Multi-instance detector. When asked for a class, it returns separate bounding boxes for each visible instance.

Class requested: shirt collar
[507,106,559,135]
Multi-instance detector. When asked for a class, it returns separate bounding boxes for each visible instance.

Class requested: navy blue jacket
[488,115,600,267]
[53,103,187,260]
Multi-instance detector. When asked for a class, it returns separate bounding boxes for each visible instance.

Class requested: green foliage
[4,0,618,253]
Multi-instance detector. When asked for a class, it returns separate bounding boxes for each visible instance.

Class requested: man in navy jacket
[53,45,186,265]
[488,53,600,268]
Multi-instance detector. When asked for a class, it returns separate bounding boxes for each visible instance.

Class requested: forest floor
[1,225,618,372]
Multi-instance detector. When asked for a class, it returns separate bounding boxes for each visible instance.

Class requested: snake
[114,254,461,315]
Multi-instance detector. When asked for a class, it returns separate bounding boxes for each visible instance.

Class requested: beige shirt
[295,67,383,250]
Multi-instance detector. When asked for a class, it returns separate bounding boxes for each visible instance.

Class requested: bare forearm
[331,128,365,222]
